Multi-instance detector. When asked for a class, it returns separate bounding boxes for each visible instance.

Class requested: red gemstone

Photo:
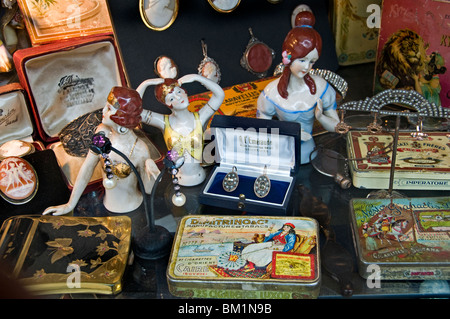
[247,43,273,73]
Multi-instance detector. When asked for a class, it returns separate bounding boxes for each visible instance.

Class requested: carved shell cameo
[0,157,38,204]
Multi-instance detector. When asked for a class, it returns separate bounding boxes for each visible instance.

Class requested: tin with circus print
[349,196,450,280]
[167,215,320,299]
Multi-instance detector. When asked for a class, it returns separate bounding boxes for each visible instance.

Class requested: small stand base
[133,225,173,260]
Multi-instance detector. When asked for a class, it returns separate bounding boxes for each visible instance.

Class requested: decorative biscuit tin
[350,196,450,280]
[347,131,450,190]
[167,215,320,299]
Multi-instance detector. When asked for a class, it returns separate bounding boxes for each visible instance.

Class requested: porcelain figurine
[256,9,340,164]
[43,86,160,216]
[137,74,225,186]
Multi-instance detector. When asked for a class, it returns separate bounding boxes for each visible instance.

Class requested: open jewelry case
[199,115,301,215]
[0,83,71,212]
[11,35,132,192]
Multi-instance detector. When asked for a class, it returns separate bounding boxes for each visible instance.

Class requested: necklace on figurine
[91,132,139,190]
[163,149,186,207]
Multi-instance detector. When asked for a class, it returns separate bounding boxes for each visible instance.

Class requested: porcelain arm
[136,78,166,131]
[178,74,225,124]
[42,151,99,216]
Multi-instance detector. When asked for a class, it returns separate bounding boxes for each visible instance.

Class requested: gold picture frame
[139,0,179,31]
[207,0,241,13]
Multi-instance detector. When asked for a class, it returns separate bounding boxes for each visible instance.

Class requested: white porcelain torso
[100,128,144,213]
[167,111,206,186]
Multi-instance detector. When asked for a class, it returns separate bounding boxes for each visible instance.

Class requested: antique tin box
[167,215,320,299]
[330,0,381,66]
[0,215,131,295]
[347,131,450,190]
[350,196,450,280]
[13,35,127,143]
[199,115,301,215]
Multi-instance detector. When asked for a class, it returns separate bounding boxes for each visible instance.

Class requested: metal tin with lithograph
[0,156,38,205]
[350,196,450,280]
[167,215,321,299]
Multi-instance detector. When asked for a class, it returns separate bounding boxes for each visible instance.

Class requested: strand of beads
[164,150,186,207]
[91,132,117,189]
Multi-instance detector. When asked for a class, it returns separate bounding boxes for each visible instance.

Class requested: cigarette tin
[350,196,450,280]
[167,215,320,299]
[347,131,450,190]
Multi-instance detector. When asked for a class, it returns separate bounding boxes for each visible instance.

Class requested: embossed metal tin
[167,215,321,299]
[0,156,38,205]
[0,215,132,295]
[347,131,450,190]
[349,196,450,280]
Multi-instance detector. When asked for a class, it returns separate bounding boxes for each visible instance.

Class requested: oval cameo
[0,157,38,204]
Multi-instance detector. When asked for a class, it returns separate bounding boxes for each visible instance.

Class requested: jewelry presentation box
[349,196,450,280]
[0,149,71,216]
[12,35,128,192]
[199,115,301,216]
[13,34,128,143]
[0,214,131,295]
[167,215,321,299]
[0,82,44,154]
[346,131,450,190]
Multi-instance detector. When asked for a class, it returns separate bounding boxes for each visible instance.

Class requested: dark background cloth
[108,0,338,114]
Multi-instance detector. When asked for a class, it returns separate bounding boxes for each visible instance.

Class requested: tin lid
[168,215,320,284]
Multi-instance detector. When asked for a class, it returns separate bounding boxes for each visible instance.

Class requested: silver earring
[254,165,271,198]
[223,166,239,192]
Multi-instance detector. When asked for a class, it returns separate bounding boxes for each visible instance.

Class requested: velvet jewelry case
[199,115,301,216]
[13,35,127,143]
[0,83,44,154]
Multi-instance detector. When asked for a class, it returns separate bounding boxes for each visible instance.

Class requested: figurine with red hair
[43,86,160,219]
[137,74,224,186]
[257,8,340,164]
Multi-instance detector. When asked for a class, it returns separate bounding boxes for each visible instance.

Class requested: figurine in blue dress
[256,9,340,164]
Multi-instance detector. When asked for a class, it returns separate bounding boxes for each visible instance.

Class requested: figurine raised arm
[43,86,160,218]
[137,73,225,186]
[256,10,340,164]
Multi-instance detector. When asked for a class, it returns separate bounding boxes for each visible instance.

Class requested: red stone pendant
[0,157,38,205]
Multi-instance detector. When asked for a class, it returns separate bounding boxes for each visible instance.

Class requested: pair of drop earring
[222,166,271,198]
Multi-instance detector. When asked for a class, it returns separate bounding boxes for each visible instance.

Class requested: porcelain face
[165,87,189,110]
[102,102,118,126]
[289,49,319,78]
